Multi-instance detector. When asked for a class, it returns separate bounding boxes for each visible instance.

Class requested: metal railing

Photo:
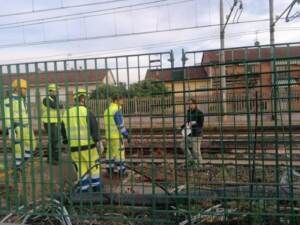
[0,43,299,224]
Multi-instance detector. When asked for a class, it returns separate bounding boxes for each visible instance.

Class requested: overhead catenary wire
[273,0,300,24]
[0,25,297,64]
[232,1,243,23]
[223,0,239,29]
[0,0,297,39]
[0,15,295,50]
[1,26,298,63]
[0,0,180,30]
[0,0,131,18]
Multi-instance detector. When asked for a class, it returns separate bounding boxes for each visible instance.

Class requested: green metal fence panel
[0,43,299,224]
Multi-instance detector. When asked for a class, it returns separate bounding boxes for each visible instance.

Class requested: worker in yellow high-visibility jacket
[104,94,129,176]
[62,88,102,192]
[3,79,36,168]
[42,83,63,164]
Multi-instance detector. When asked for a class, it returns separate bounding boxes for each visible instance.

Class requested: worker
[4,79,36,168]
[42,83,63,164]
[62,88,102,192]
[104,94,129,176]
[180,97,204,168]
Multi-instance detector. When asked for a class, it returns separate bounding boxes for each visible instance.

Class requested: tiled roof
[1,69,112,86]
[145,67,208,81]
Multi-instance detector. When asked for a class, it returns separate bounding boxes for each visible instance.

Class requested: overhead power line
[0,17,276,49]
[274,0,300,24]
[219,0,244,116]
[0,0,175,30]
[0,25,298,64]
[1,0,295,32]
[70,27,300,58]
[0,0,130,18]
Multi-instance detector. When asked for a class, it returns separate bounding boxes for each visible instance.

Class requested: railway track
[0,125,299,167]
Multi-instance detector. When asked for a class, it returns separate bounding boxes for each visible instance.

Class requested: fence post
[135,96,138,114]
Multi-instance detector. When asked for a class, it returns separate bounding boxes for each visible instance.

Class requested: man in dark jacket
[42,83,63,164]
[180,98,204,167]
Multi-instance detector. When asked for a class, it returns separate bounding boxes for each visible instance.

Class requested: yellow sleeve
[3,98,11,128]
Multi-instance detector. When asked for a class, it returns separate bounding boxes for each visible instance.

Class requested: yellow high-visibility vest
[3,95,36,152]
[41,96,59,123]
[104,103,121,140]
[4,95,29,128]
[62,105,94,148]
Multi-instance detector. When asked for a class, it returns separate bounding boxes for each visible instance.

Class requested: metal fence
[0,43,300,225]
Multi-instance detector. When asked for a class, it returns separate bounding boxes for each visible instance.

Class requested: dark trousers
[44,123,60,164]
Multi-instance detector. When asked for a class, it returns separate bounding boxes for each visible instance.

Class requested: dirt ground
[1,158,300,225]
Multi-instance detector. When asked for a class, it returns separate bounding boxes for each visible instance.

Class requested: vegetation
[90,80,169,99]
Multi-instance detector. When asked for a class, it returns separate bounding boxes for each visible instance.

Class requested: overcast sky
[0,0,299,67]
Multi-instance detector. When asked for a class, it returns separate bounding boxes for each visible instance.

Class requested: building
[1,69,116,102]
[145,66,211,97]
[201,45,300,94]
[201,45,300,115]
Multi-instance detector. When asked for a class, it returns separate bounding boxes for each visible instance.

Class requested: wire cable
[1,2,295,35]
[0,15,293,50]
[0,0,176,30]
[0,25,298,63]
[0,0,131,18]
[0,0,296,34]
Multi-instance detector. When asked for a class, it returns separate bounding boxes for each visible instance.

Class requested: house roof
[145,66,208,81]
[202,46,300,65]
[1,69,114,86]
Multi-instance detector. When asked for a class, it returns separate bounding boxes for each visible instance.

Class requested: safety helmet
[73,88,88,99]
[12,79,28,89]
[48,83,58,92]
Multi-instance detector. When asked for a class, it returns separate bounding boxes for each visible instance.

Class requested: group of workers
[3,78,204,193]
[3,79,129,193]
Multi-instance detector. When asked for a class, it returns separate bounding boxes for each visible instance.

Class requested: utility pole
[220,0,227,119]
[219,0,242,121]
[269,0,276,120]
[269,0,300,119]
[269,0,275,45]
